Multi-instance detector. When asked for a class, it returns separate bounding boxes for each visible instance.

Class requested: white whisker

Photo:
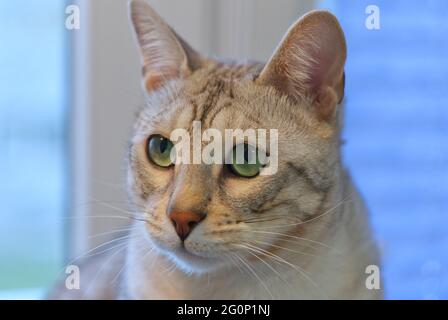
[88,227,134,240]
[255,195,354,229]
[245,230,341,254]
[233,252,274,299]
[237,243,327,299]
[82,245,128,299]
[243,248,293,292]
[249,239,329,260]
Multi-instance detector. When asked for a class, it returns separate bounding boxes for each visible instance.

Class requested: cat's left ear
[256,10,346,121]
[129,0,203,92]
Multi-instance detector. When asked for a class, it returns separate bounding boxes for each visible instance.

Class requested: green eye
[229,144,262,178]
[147,135,174,167]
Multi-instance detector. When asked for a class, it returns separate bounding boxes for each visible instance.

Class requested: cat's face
[127,1,346,273]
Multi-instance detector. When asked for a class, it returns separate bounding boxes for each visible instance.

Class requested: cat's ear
[256,10,346,121]
[129,0,203,91]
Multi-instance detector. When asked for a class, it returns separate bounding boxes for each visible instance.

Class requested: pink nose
[169,210,205,241]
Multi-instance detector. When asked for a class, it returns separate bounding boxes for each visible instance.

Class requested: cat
[50,0,382,299]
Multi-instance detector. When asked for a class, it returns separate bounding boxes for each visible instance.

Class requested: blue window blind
[319,0,448,299]
[0,1,66,297]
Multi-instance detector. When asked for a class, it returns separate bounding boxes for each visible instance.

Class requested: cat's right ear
[129,0,203,92]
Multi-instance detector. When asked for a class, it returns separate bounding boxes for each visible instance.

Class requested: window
[0,1,66,298]
[319,0,448,298]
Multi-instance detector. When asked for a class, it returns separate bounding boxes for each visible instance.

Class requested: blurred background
[0,0,446,299]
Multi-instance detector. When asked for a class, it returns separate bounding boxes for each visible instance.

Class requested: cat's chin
[164,246,226,274]
[144,232,229,273]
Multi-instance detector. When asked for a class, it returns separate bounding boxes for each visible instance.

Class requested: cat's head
[127,0,346,273]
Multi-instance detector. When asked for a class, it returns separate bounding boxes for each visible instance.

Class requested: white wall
[70,0,315,258]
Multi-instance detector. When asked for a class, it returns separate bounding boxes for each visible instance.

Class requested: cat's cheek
[144,227,181,254]
[129,140,175,198]
[138,212,182,253]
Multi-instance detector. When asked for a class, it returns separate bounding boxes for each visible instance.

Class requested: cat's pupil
[159,139,168,153]
[244,147,249,162]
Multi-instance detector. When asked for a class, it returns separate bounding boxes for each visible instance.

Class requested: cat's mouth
[167,244,224,272]
[178,245,207,259]
[143,225,226,272]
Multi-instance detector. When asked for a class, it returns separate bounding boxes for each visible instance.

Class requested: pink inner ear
[145,70,179,91]
[145,73,164,91]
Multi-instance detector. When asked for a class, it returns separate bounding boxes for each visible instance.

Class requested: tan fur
[50,0,382,300]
